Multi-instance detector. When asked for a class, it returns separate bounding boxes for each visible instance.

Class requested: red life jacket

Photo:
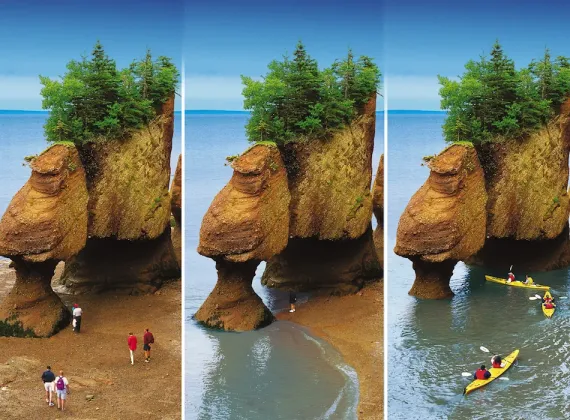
[492,361,501,368]
[508,273,515,281]
[475,369,488,380]
[545,302,554,309]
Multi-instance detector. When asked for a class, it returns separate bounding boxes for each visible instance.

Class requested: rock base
[194,260,273,331]
[60,228,180,294]
[408,259,456,299]
[0,258,70,337]
[262,227,381,295]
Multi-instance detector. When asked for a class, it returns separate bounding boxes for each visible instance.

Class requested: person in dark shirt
[289,291,297,313]
[491,355,503,369]
[41,365,56,407]
[143,328,155,362]
[474,365,492,380]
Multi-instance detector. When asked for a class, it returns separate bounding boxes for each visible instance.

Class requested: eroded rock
[80,97,174,241]
[395,145,487,298]
[373,154,384,268]
[171,155,182,266]
[194,259,273,331]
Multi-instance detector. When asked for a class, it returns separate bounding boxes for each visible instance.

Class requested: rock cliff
[171,155,182,265]
[262,96,382,292]
[395,145,487,298]
[61,96,180,293]
[195,144,290,330]
[0,144,88,336]
[373,154,384,268]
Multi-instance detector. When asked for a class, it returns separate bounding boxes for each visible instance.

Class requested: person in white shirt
[72,304,83,333]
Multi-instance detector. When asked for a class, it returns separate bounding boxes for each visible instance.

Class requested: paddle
[529,296,540,300]
[461,372,509,380]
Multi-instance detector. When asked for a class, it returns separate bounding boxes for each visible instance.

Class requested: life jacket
[508,273,515,281]
[545,302,554,309]
[475,369,489,380]
[492,361,501,368]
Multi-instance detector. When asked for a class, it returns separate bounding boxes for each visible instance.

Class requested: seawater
[185,112,382,419]
[388,113,570,419]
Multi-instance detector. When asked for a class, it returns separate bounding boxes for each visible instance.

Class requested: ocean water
[387,113,570,419]
[185,113,383,419]
[0,111,182,255]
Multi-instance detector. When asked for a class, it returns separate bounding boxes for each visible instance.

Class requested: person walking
[289,291,297,313]
[41,365,56,407]
[72,303,82,333]
[128,332,138,365]
[143,328,154,362]
[55,370,69,411]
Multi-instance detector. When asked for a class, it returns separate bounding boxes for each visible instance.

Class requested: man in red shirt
[143,329,155,363]
[127,332,137,365]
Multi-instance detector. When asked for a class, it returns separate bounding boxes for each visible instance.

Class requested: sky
[185,0,384,110]
[385,0,570,109]
[0,0,183,110]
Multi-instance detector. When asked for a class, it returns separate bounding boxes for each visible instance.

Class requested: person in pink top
[127,332,138,365]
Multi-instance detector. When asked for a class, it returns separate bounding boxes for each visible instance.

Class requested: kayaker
[544,301,555,309]
[474,365,491,380]
[507,271,516,283]
[524,275,534,285]
[543,295,555,304]
[491,355,503,368]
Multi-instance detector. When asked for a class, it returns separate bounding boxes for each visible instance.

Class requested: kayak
[485,275,550,291]
[463,349,519,395]
[542,291,556,318]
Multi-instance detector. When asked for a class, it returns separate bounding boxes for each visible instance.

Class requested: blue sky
[385,0,570,109]
[185,0,383,110]
[0,0,183,110]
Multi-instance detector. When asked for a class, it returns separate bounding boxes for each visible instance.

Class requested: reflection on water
[388,114,570,419]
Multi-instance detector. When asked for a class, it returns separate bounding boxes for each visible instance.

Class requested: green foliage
[225,154,240,165]
[0,314,37,338]
[242,41,380,146]
[40,41,179,145]
[439,41,570,144]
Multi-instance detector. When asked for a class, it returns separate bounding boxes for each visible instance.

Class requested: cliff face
[262,96,381,292]
[373,154,384,268]
[286,96,376,240]
[81,97,174,240]
[481,116,570,241]
[0,144,87,336]
[171,155,182,265]
[195,145,290,330]
[198,144,290,262]
[395,145,487,298]
[61,97,180,294]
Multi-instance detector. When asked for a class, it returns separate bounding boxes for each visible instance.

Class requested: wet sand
[277,281,384,420]
[0,261,181,419]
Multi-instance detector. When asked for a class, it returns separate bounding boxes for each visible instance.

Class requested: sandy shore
[277,281,384,420]
[0,261,181,419]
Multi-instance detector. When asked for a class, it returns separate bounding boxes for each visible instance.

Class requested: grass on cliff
[40,41,179,146]
[242,41,380,147]
[439,40,570,145]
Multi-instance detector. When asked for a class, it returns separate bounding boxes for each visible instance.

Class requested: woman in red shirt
[127,332,138,365]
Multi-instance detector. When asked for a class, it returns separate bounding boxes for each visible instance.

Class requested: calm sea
[185,112,383,419]
[388,113,570,419]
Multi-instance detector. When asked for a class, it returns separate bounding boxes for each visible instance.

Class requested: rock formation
[395,145,487,298]
[195,144,290,330]
[171,155,182,266]
[373,154,384,268]
[0,144,88,336]
[262,96,382,292]
[60,97,180,294]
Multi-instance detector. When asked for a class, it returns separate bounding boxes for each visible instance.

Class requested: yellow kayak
[485,275,550,291]
[464,349,519,395]
[542,291,556,318]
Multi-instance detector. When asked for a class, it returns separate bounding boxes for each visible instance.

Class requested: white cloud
[385,75,442,110]
[0,76,43,109]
